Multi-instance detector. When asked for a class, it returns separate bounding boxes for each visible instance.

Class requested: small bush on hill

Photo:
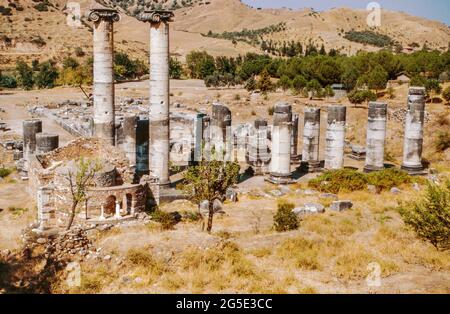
[308,169,368,194]
[343,31,394,47]
[0,168,12,178]
[443,86,450,102]
[0,74,17,88]
[273,201,299,232]
[151,210,179,230]
[348,89,377,104]
[435,131,450,152]
[400,181,450,251]
[33,3,48,12]
[366,168,411,192]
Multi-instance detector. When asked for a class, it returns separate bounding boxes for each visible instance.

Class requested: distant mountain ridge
[1,0,449,68]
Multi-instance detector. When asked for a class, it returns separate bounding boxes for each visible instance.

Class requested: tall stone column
[122,115,138,167]
[23,119,42,161]
[291,113,300,162]
[324,105,347,170]
[139,11,174,185]
[88,9,120,146]
[269,103,292,184]
[136,117,150,177]
[364,102,387,173]
[402,87,426,174]
[302,107,321,173]
[211,103,232,160]
[247,119,270,175]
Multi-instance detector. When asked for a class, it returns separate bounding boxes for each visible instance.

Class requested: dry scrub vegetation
[47,180,450,294]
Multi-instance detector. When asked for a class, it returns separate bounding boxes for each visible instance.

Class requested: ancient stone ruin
[18,7,430,235]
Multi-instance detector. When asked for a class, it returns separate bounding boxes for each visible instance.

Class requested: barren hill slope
[1,0,449,69]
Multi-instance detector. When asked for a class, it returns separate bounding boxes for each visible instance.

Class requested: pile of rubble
[39,137,133,182]
[388,108,430,123]
[23,228,94,263]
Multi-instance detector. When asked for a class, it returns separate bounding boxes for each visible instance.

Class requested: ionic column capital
[88,8,120,23]
[138,10,174,24]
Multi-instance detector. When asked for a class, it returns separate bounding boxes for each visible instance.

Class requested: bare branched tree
[64,158,101,230]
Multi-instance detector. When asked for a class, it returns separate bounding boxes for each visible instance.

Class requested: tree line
[0,50,149,90]
[179,48,449,100]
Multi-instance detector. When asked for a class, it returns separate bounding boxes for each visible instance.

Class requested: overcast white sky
[242,0,450,25]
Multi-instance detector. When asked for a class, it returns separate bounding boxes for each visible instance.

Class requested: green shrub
[0,168,12,178]
[343,31,394,47]
[245,76,257,91]
[435,131,450,152]
[15,60,34,90]
[34,61,58,89]
[170,57,183,79]
[33,3,48,12]
[348,89,377,104]
[0,74,17,88]
[273,201,299,232]
[443,86,450,102]
[366,168,410,192]
[308,169,367,194]
[8,206,28,216]
[400,181,450,251]
[0,6,12,16]
[151,210,178,230]
[74,47,85,57]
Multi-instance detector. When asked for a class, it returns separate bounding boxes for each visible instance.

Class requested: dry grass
[277,237,324,271]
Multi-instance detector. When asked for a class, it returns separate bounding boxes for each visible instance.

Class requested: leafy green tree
[245,76,257,91]
[257,68,274,94]
[62,57,79,70]
[34,61,58,89]
[291,74,307,92]
[425,79,442,95]
[15,60,34,90]
[306,79,322,98]
[186,50,216,79]
[366,65,388,91]
[181,159,240,233]
[319,44,326,55]
[324,85,335,98]
[170,57,183,79]
[341,63,360,91]
[400,181,450,251]
[278,75,292,91]
[0,72,17,88]
[348,89,377,105]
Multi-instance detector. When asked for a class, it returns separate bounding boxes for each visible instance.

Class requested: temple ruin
[14,8,431,232]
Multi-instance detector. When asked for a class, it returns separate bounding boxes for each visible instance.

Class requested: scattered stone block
[390,187,402,195]
[294,203,326,215]
[226,188,238,202]
[320,193,338,200]
[213,199,224,213]
[279,185,292,195]
[330,200,353,212]
[412,183,421,192]
[367,185,377,194]
[36,238,47,244]
[269,190,283,197]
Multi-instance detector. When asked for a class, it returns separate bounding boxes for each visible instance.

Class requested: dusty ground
[0,80,449,293]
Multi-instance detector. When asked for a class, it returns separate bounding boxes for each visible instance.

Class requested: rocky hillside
[1,0,449,69]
